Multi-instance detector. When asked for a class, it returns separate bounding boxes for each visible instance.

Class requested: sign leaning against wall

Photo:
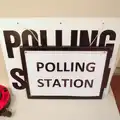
[0,18,120,99]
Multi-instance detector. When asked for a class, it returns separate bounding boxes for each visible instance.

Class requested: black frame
[20,47,111,99]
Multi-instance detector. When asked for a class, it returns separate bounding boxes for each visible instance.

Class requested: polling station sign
[0,18,120,98]
[20,47,110,99]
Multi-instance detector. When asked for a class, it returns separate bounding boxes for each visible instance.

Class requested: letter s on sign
[10,68,27,90]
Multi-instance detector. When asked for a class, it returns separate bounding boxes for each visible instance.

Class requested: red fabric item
[0,85,10,111]
[111,75,120,113]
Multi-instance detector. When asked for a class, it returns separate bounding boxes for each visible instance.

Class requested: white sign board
[0,18,120,98]
[21,47,109,99]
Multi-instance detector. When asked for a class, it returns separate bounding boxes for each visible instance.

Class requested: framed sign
[20,47,110,99]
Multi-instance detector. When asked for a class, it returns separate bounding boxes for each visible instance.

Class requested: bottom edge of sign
[26,95,103,99]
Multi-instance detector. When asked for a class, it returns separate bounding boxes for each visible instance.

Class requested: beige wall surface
[0,0,120,17]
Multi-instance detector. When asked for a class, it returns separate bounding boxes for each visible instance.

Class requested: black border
[20,47,111,99]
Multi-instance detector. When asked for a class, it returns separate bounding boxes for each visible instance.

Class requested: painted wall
[0,0,120,17]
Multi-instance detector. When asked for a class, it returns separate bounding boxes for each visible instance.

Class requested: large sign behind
[0,18,120,98]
